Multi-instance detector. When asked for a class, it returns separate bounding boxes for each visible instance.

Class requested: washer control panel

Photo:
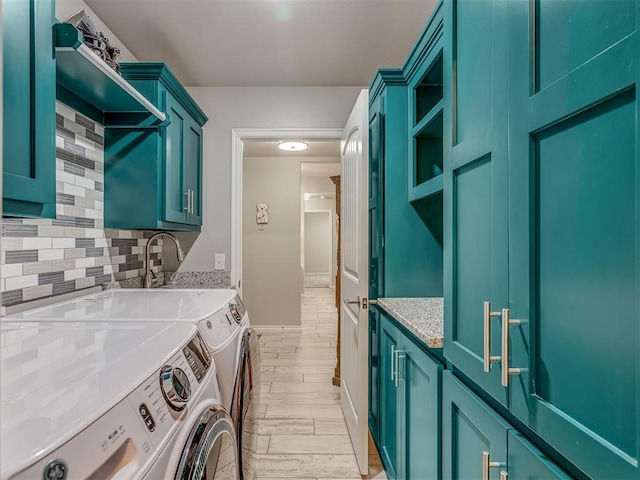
[229,295,246,324]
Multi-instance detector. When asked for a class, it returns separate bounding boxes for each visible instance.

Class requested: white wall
[304,212,332,274]
[56,1,138,62]
[178,87,363,273]
[242,156,301,326]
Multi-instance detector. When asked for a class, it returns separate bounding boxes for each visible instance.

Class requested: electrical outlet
[214,253,225,270]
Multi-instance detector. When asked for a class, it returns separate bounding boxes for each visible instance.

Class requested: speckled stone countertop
[103,271,232,290]
[376,297,444,349]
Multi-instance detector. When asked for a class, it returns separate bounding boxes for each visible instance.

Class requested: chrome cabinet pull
[184,191,190,212]
[394,350,405,388]
[500,472,508,480]
[390,344,396,381]
[190,189,195,214]
[484,301,502,372]
[501,309,522,387]
[482,451,501,480]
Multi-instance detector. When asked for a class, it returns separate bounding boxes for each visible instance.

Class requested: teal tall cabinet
[104,63,207,231]
[443,0,640,478]
[443,0,510,406]
[505,1,640,477]
[370,0,639,478]
[2,0,56,218]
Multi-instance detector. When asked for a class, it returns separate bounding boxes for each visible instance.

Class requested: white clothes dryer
[0,320,239,480]
[5,288,260,479]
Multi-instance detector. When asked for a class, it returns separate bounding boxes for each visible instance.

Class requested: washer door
[231,328,260,480]
[176,404,239,480]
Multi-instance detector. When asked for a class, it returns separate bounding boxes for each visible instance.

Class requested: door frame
[230,128,343,293]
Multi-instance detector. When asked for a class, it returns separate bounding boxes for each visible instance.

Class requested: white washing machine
[5,288,260,479]
[0,320,239,480]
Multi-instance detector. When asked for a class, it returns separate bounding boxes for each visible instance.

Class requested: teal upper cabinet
[405,3,444,202]
[506,1,640,477]
[3,0,56,218]
[443,0,510,406]
[443,372,572,480]
[368,68,443,298]
[104,63,207,231]
[378,312,442,480]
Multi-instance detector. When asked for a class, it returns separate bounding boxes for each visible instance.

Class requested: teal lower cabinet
[377,312,441,480]
[368,308,381,444]
[443,372,572,480]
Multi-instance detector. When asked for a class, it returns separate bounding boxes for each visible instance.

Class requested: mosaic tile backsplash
[1,102,164,307]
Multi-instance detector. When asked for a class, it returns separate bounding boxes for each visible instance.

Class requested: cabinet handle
[501,309,522,387]
[482,451,501,480]
[484,301,502,372]
[184,191,190,212]
[394,350,405,388]
[390,345,395,381]
[500,472,508,480]
[190,189,195,214]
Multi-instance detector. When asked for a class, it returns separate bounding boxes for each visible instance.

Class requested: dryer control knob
[159,365,191,411]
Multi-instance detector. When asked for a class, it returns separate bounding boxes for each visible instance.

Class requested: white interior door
[340,89,369,475]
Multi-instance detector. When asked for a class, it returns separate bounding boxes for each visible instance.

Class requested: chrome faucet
[143,232,186,288]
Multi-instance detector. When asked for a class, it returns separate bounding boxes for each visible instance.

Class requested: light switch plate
[214,253,225,270]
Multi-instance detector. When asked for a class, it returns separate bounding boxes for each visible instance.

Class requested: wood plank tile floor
[253,287,387,479]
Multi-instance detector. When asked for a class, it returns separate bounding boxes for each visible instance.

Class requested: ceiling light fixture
[277,141,309,152]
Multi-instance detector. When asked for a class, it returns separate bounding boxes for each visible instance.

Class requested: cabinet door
[443,0,509,406]
[163,93,188,224]
[507,431,572,480]
[442,372,509,480]
[368,308,381,444]
[368,96,385,299]
[379,315,401,479]
[184,117,203,225]
[507,1,640,477]
[397,336,441,480]
[2,0,56,217]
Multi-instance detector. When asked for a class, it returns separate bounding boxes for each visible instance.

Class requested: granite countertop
[376,297,444,349]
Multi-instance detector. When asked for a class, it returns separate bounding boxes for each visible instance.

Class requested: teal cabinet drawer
[104,64,207,231]
[3,0,56,218]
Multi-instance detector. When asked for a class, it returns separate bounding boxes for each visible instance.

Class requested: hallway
[253,287,386,479]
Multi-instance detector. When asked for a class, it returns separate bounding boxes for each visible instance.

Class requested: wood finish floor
[253,287,387,479]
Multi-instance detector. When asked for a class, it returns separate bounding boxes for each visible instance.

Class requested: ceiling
[243,138,340,157]
[84,0,438,87]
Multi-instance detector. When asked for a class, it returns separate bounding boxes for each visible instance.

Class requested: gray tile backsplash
[1,101,164,307]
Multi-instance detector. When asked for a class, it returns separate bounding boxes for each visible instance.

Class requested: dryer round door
[176,404,240,480]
